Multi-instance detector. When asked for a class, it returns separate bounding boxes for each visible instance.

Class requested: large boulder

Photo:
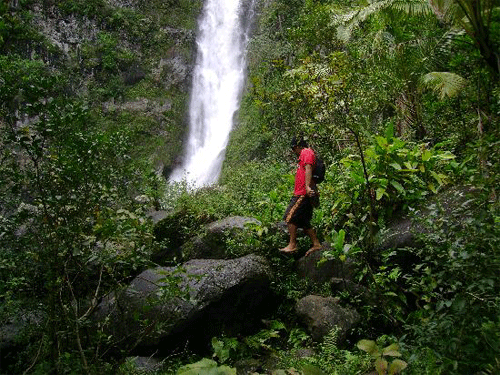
[152,215,261,263]
[296,243,356,285]
[377,185,479,252]
[95,254,274,353]
[183,216,261,259]
[0,311,43,371]
[295,295,360,343]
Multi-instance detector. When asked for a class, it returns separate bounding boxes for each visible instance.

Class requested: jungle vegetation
[1,0,499,374]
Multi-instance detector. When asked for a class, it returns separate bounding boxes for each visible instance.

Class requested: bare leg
[280,222,298,252]
[304,227,322,256]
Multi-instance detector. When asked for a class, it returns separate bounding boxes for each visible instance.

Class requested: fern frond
[421,71,467,99]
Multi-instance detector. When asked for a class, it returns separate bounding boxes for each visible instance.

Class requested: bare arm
[305,164,314,196]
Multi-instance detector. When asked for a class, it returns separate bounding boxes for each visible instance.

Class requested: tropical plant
[357,339,408,375]
[0,53,161,374]
[176,358,236,375]
[334,0,500,78]
[428,0,500,77]
[401,186,500,372]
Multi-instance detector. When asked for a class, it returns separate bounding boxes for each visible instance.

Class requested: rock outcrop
[295,295,360,343]
[152,215,261,263]
[377,185,479,252]
[95,254,274,353]
[182,216,261,259]
[296,242,356,285]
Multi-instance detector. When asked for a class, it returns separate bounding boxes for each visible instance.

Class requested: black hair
[290,135,308,149]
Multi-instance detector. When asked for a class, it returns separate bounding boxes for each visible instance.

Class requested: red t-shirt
[294,148,315,196]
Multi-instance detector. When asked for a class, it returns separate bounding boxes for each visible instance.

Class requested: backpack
[313,152,326,184]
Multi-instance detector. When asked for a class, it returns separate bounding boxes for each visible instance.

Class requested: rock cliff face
[16,0,201,172]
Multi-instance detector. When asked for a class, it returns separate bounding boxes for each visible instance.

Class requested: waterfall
[169,0,255,188]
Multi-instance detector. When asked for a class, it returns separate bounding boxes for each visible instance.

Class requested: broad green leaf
[301,363,328,375]
[176,358,236,375]
[376,136,389,148]
[399,169,419,173]
[376,187,386,200]
[404,161,417,170]
[177,358,217,373]
[390,162,401,170]
[431,171,443,185]
[422,149,432,161]
[437,151,455,160]
[334,229,346,252]
[388,359,408,375]
[390,180,405,194]
[357,339,379,355]
[382,343,402,357]
[385,122,394,139]
[375,357,388,374]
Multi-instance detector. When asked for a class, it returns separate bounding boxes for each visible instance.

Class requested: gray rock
[296,243,356,285]
[377,185,479,251]
[183,216,261,259]
[207,216,261,233]
[147,210,170,225]
[0,311,43,366]
[295,348,315,358]
[295,295,360,343]
[95,254,274,352]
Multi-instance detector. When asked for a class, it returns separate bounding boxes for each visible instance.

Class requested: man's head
[290,135,308,155]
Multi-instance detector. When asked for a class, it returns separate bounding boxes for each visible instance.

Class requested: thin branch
[23,333,46,375]
[82,265,104,319]
[65,269,90,375]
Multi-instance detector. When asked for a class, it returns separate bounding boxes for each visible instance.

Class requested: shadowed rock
[295,295,360,343]
[377,185,479,252]
[95,254,274,354]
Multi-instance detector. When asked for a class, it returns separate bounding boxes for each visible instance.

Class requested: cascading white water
[169,0,255,187]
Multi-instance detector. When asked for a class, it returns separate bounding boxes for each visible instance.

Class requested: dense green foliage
[0,0,201,373]
[221,0,500,373]
[1,0,499,374]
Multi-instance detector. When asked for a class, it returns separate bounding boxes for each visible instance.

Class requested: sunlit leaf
[388,359,408,374]
[421,71,467,99]
[375,357,388,374]
[376,187,386,200]
[334,229,346,252]
[382,343,402,357]
[357,339,380,355]
[390,180,405,194]
[422,149,432,161]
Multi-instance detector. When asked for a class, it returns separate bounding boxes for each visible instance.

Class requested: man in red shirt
[280,136,322,256]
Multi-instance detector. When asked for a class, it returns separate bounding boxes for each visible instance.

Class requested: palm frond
[372,30,396,54]
[421,71,467,99]
[390,0,434,16]
[333,0,393,42]
[334,0,433,42]
[428,0,460,23]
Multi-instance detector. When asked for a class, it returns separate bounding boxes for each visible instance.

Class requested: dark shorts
[283,195,313,229]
